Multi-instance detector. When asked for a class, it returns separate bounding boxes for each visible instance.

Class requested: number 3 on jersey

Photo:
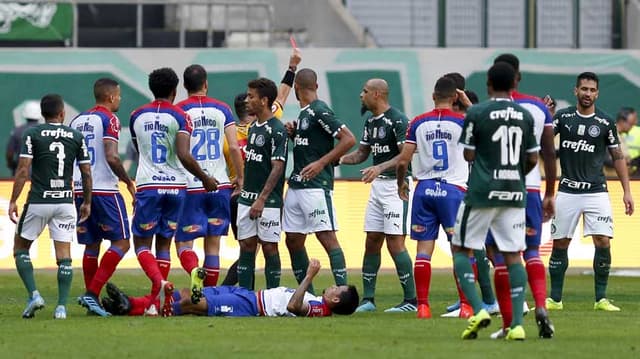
[192,128,220,161]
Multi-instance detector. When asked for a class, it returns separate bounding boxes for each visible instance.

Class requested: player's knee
[553,238,571,249]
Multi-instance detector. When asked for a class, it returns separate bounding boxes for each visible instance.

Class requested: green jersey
[361,107,408,178]
[238,117,287,208]
[20,123,90,204]
[289,100,346,190]
[460,99,538,208]
[553,106,618,194]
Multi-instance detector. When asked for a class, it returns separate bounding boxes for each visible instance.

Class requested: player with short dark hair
[10,94,92,319]
[340,78,416,313]
[547,71,634,313]
[103,259,359,317]
[454,62,538,340]
[71,78,136,317]
[129,67,218,314]
[174,64,244,300]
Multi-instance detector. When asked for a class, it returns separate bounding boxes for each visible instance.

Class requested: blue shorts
[175,189,232,242]
[486,191,542,247]
[410,180,464,241]
[75,194,130,245]
[132,188,186,238]
[204,286,258,317]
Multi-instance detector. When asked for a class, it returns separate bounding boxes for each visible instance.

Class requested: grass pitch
[1,268,638,359]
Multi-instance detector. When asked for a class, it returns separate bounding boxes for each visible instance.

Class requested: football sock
[178,247,199,274]
[221,260,239,286]
[128,294,152,316]
[548,247,568,302]
[473,249,495,304]
[156,250,171,280]
[56,258,73,306]
[362,253,381,300]
[453,252,482,312]
[203,255,220,287]
[88,246,124,296]
[414,253,431,305]
[453,267,470,306]
[593,246,611,301]
[14,250,37,297]
[328,248,348,286]
[82,249,99,290]
[392,250,415,301]
[524,248,547,308]
[290,248,314,294]
[136,247,164,297]
[507,263,527,327]
[237,250,256,290]
[494,265,512,329]
[264,253,281,289]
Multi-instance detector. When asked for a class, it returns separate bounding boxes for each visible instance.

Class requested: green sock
[14,250,37,298]
[237,250,256,290]
[507,263,527,327]
[392,250,416,301]
[453,252,483,312]
[362,253,381,300]
[56,258,73,306]
[290,249,314,293]
[264,253,281,289]
[593,246,611,301]
[548,247,568,302]
[328,248,347,286]
[473,249,495,304]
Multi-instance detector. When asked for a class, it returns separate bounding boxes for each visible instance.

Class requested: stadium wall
[0,180,638,270]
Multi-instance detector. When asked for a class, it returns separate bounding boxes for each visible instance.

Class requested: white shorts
[236,204,282,243]
[17,203,77,243]
[452,203,526,252]
[282,188,338,234]
[364,178,409,235]
[551,192,613,239]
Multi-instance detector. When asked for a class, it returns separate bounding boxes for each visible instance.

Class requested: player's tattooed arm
[339,144,371,165]
[610,145,634,215]
[610,146,625,162]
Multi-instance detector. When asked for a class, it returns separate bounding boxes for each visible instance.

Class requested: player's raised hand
[543,95,557,117]
[360,165,381,183]
[307,258,321,278]
[289,47,302,69]
[78,202,91,223]
[455,89,472,109]
[8,201,19,224]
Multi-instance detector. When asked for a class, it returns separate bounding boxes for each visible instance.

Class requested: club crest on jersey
[300,117,310,130]
[377,126,386,139]
[588,125,600,137]
[255,134,265,147]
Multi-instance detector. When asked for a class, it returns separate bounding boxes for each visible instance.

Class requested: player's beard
[579,96,593,108]
[295,88,300,101]
[360,103,369,116]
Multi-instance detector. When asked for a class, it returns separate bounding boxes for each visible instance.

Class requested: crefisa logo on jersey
[588,125,600,138]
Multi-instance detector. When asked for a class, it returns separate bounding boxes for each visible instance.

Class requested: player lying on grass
[102,259,359,317]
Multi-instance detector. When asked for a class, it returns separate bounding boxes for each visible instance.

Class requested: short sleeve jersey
[288,100,345,190]
[70,105,121,194]
[257,287,331,317]
[553,106,618,193]
[129,100,193,190]
[20,123,91,204]
[238,117,287,208]
[460,99,539,208]
[406,108,468,187]
[176,95,235,191]
[361,106,408,178]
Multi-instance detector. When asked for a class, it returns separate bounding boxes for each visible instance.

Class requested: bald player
[340,79,416,313]
[283,68,356,294]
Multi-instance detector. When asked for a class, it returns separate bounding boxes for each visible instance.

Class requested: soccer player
[283,68,356,293]
[71,78,136,317]
[547,72,634,312]
[396,76,468,319]
[129,67,218,308]
[488,54,556,339]
[102,259,359,317]
[9,94,92,319]
[339,78,416,313]
[454,63,538,340]
[6,101,42,176]
[174,65,244,299]
[221,48,301,286]
[236,78,288,290]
